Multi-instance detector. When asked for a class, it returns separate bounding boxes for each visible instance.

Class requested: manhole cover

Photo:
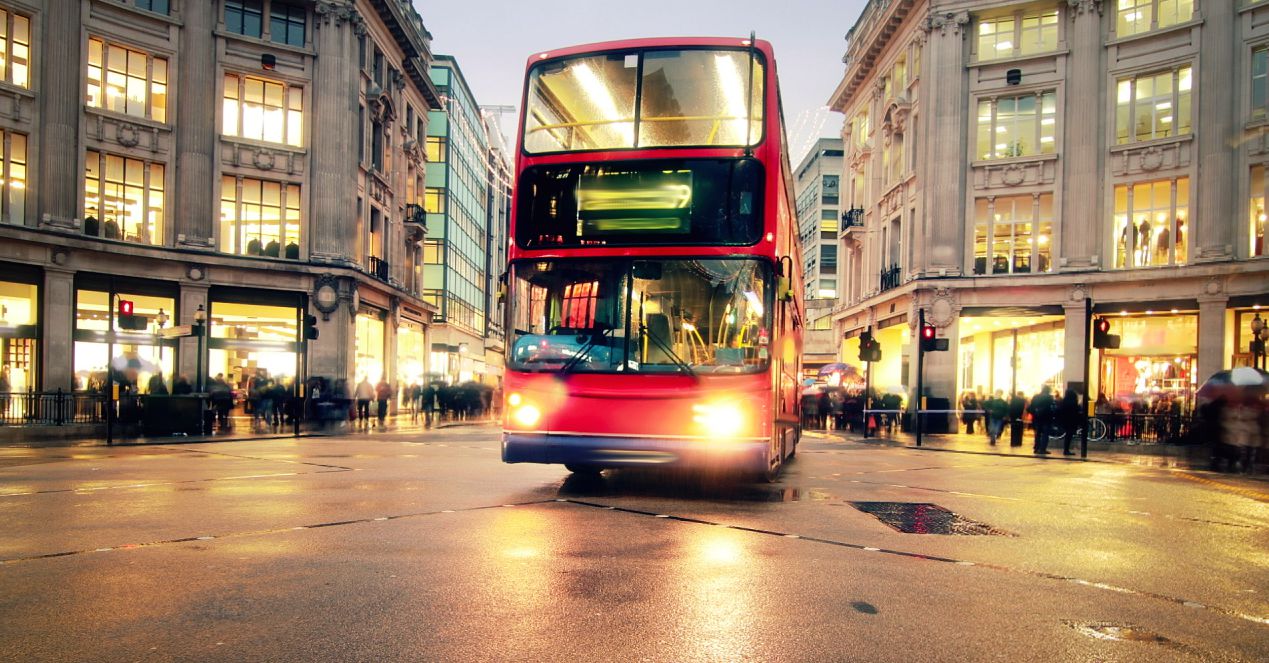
[850,502,1014,536]
[1064,622,1196,654]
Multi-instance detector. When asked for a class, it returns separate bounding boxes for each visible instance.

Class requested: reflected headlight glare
[692,402,745,438]
[513,404,541,428]
[507,392,523,407]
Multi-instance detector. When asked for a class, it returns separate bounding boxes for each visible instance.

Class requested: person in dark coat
[420,383,438,428]
[1028,385,1055,455]
[172,375,193,395]
[1008,391,1027,447]
[1058,389,1082,455]
[960,391,979,435]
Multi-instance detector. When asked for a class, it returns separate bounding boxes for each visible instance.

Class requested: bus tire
[565,463,602,476]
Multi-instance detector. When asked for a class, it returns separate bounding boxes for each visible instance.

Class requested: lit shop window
[1115,66,1191,145]
[223,73,303,147]
[976,9,1058,61]
[1112,177,1189,269]
[83,151,164,245]
[1251,166,1266,258]
[0,9,30,88]
[973,194,1054,275]
[1116,0,1193,39]
[86,38,168,123]
[219,176,301,258]
[976,91,1057,160]
[0,129,25,224]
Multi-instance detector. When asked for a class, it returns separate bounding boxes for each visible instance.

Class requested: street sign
[159,324,194,338]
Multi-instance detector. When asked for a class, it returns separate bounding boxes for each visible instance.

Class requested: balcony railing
[842,208,865,228]
[369,256,390,281]
[879,264,901,292]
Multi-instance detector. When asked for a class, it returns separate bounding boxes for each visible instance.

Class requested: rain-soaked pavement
[0,426,1265,662]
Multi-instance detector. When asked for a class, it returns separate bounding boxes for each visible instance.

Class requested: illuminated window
[0,129,25,224]
[1117,0,1193,38]
[86,38,167,122]
[850,111,870,148]
[973,194,1054,275]
[83,151,165,245]
[561,281,599,329]
[222,73,303,147]
[977,9,1058,62]
[0,9,31,88]
[976,91,1057,160]
[219,176,301,258]
[1115,66,1191,144]
[424,187,445,214]
[1253,47,1268,121]
[1251,166,1266,257]
[1112,177,1189,268]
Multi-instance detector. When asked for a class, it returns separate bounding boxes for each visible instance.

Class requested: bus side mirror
[778,275,793,301]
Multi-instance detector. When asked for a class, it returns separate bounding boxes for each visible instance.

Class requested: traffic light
[919,323,948,352]
[1093,317,1120,349]
[304,314,319,341]
[858,329,881,363]
[118,299,133,316]
[116,298,147,330]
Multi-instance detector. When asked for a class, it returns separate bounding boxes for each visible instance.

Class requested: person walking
[960,391,979,435]
[354,376,373,425]
[420,382,438,428]
[407,382,420,423]
[375,378,391,426]
[984,390,1007,446]
[1028,385,1056,455]
[1008,391,1027,447]
[1058,388,1082,455]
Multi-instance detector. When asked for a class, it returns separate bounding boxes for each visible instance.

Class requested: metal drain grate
[850,502,1014,536]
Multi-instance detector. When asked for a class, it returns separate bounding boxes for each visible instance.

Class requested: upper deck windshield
[523,48,765,154]
[508,258,772,374]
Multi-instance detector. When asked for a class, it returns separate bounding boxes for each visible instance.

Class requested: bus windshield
[516,158,763,248]
[523,48,765,154]
[508,258,773,374]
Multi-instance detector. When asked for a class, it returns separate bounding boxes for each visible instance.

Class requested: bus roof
[524,36,776,69]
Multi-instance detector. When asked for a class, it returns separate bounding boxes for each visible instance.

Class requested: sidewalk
[0,415,498,448]
[816,426,1264,475]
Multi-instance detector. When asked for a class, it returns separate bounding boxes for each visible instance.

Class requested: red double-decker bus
[501,36,804,479]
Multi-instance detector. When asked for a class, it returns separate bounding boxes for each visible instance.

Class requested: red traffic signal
[118,299,134,317]
[919,323,947,352]
[1095,317,1110,334]
[920,323,936,341]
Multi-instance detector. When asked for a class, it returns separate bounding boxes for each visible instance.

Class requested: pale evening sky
[411,0,870,164]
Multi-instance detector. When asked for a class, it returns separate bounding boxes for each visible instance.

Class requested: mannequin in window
[84,215,100,237]
[1137,219,1152,266]
[264,240,280,257]
[247,238,262,256]
[1154,224,1170,265]
[285,242,299,259]
[104,217,120,240]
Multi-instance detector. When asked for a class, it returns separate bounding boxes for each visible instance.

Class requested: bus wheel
[565,464,602,476]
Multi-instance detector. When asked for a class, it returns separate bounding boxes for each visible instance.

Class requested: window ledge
[970,152,1059,168]
[97,1,184,27]
[969,48,1070,69]
[220,135,307,156]
[0,81,34,99]
[1108,133,1193,155]
[1106,17,1204,48]
[1245,117,1269,132]
[84,107,172,132]
[1241,2,1269,15]
[213,29,315,57]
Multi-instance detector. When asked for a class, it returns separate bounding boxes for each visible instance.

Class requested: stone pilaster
[1062,301,1089,387]
[308,1,363,265]
[173,0,217,247]
[309,276,358,383]
[1196,295,1228,382]
[1060,0,1104,270]
[36,0,82,228]
[177,283,209,384]
[41,267,75,390]
[920,10,969,276]
[1194,2,1235,263]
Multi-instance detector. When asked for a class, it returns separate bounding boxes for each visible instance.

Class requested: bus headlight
[512,403,542,428]
[507,392,523,407]
[692,401,745,438]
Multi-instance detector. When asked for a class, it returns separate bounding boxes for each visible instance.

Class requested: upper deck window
[523,48,766,154]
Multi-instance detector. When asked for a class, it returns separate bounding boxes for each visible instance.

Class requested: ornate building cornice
[1065,0,1104,17]
[922,11,970,37]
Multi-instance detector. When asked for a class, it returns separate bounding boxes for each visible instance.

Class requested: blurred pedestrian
[1028,385,1055,455]
[375,377,391,426]
[1008,391,1027,447]
[354,376,373,424]
[421,382,438,428]
[1058,388,1081,455]
[984,390,1007,446]
[172,375,192,395]
[960,391,979,434]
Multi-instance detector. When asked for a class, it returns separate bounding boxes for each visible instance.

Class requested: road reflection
[557,467,834,503]
[673,523,759,659]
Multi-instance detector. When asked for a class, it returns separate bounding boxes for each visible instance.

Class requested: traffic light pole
[1081,297,1092,458]
[863,327,873,440]
[915,309,925,448]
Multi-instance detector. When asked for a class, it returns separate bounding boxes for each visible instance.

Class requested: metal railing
[0,390,107,426]
[1095,413,1195,445]
[879,264,901,292]
[369,256,390,281]
[842,208,865,228]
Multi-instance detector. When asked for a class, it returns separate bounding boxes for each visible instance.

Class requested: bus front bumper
[502,432,769,471]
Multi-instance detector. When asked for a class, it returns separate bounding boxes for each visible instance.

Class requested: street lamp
[193,304,207,392]
[1252,313,1268,370]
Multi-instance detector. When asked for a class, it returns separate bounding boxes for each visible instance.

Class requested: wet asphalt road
[0,426,1266,662]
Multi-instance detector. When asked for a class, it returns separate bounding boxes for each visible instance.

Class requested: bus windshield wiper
[640,323,696,377]
[559,328,614,374]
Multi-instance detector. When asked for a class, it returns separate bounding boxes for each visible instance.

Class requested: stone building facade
[829,0,1269,413]
[0,0,441,406]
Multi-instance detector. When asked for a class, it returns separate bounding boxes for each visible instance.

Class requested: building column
[173,0,217,247]
[177,284,209,383]
[920,10,970,276]
[1195,3,1235,262]
[1197,295,1228,382]
[1060,1,1104,270]
[41,268,75,390]
[36,0,82,228]
[1062,301,1088,390]
[309,276,357,385]
[308,3,362,265]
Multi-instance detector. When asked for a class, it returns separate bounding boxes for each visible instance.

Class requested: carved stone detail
[1139,146,1164,172]
[928,288,957,328]
[116,123,140,148]
[925,11,971,37]
[1001,165,1025,186]
[1065,0,1104,17]
[252,148,276,171]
